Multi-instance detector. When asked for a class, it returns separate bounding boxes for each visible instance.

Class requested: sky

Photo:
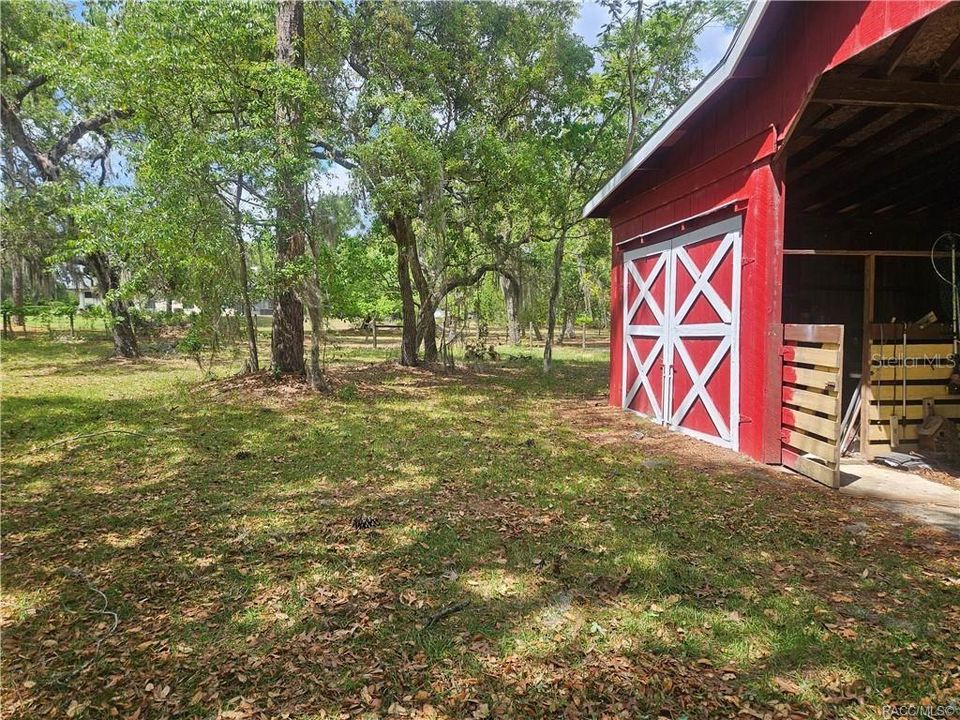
[573,0,737,72]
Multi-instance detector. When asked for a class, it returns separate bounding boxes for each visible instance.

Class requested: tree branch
[15,74,48,103]
[49,109,132,168]
[0,91,130,182]
[90,131,112,188]
[0,93,58,180]
[433,260,504,305]
[310,139,357,170]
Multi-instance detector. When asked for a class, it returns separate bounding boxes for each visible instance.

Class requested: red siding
[605,0,945,462]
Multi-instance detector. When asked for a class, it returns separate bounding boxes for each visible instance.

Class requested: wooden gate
[781,324,844,488]
[623,216,742,449]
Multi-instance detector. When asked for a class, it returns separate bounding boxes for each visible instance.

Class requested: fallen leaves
[3,345,959,719]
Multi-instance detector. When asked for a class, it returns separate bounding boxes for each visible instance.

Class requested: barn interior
[781,3,960,471]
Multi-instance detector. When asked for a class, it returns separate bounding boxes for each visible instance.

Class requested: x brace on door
[622,216,742,449]
[623,252,668,420]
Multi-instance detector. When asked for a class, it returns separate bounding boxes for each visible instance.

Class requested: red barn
[585,0,960,487]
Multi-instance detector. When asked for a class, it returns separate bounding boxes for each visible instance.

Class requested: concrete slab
[838,462,959,537]
[871,500,960,538]
[839,463,960,507]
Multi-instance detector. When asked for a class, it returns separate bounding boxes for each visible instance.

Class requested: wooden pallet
[781,324,843,488]
[866,324,958,455]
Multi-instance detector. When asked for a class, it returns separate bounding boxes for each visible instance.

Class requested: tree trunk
[89,251,139,358]
[2,140,25,328]
[109,299,139,359]
[418,301,438,362]
[271,0,306,374]
[233,172,259,373]
[408,233,437,363]
[624,1,644,160]
[165,298,173,314]
[303,227,330,391]
[10,253,24,327]
[386,212,419,366]
[563,311,576,343]
[576,253,592,319]
[303,280,327,389]
[475,291,484,341]
[500,273,520,344]
[558,309,568,345]
[543,230,566,373]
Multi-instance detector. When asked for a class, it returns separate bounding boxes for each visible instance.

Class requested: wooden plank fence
[781,323,844,488]
[865,323,959,455]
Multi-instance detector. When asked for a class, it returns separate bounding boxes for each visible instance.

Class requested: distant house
[142,298,199,314]
[77,288,101,309]
[251,299,273,316]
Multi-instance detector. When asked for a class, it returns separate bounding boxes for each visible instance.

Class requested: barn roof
[582,0,771,219]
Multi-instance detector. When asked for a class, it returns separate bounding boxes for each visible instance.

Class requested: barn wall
[608,149,783,462]
[605,0,945,462]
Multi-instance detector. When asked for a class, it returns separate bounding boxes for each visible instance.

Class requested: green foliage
[464,340,499,362]
[325,230,399,321]
[334,382,359,401]
[2,0,746,359]
[78,303,111,325]
[597,0,745,148]
[176,322,207,370]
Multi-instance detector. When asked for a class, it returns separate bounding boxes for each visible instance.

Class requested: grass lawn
[2,334,958,719]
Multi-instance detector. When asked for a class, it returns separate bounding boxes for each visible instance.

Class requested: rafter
[872,19,927,78]
[935,34,960,81]
[787,107,888,170]
[819,144,959,214]
[814,75,960,110]
[789,109,941,197]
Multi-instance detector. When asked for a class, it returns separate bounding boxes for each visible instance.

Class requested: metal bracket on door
[661,361,675,427]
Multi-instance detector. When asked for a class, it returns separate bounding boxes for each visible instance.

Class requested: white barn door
[622,216,742,450]
[622,241,672,423]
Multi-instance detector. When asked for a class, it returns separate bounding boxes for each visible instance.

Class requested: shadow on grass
[2,339,957,718]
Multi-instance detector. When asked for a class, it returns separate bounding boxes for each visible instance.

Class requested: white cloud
[315,162,352,194]
[574,0,609,44]
[574,1,736,73]
[695,23,736,73]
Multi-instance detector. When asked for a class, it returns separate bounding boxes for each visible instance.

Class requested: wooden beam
[814,75,960,110]
[837,145,960,214]
[792,114,957,206]
[789,108,933,186]
[804,116,960,214]
[787,107,888,170]
[793,103,835,137]
[872,170,957,213]
[784,249,953,257]
[874,19,927,78]
[784,322,843,345]
[935,34,960,81]
[787,212,958,235]
[860,256,875,460]
[896,181,960,216]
